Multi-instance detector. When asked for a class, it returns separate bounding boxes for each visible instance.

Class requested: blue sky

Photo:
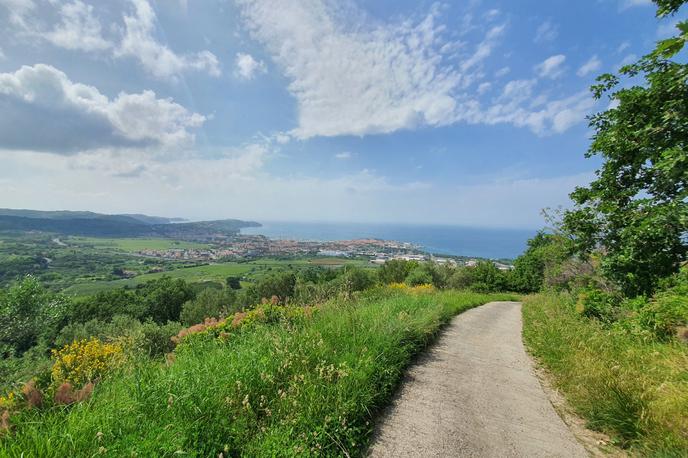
[0,0,682,228]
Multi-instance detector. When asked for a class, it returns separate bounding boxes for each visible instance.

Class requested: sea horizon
[241,220,536,259]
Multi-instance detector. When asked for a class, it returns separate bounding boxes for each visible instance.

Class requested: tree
[563,1,688,296]
[180,289,237,325]
[0,276,68,355]
[378,259,416,284]
[225,276,242,290]
[511,232,571,293]
[137,277,195,323]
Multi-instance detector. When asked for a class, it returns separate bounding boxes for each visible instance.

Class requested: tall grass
[0,289,513,457]
[522,293,688,456]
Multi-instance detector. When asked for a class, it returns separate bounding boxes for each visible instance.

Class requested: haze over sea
[241,222,536,259]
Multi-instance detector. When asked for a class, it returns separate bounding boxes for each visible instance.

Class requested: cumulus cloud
[0,64,205,154]
[234,52,266,80]
[116,0,221,81]
[534,54,566,79]
[577,55,602,77]
[44,1,111,51]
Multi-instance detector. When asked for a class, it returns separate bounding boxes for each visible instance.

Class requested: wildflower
[54,382,75,405]
[51,338,123,386]
[0,410,10,434]
[242,394,250,410]
[22,380,43,408]
[76,382,94,402]
[96,431,103,441]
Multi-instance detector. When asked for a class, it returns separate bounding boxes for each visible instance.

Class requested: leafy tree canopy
[563,0,688,296]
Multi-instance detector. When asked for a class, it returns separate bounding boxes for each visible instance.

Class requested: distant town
[135,234,514,270]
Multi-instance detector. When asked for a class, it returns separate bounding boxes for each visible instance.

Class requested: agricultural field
[67,237,211,252]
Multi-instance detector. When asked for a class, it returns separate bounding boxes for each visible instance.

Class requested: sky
[0,0,683,228]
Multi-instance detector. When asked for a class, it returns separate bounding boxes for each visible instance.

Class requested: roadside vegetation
[516,1,688,454]
[0,254,515,456]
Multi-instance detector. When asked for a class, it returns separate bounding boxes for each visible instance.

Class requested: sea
[241,221,536,260]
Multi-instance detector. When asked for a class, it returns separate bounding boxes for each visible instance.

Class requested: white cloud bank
[0,147,593,228]
[0,64,205,153]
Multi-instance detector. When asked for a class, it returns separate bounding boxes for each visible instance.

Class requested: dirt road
[368,301,587,457]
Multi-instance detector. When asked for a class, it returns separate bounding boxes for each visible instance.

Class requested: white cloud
[235,0,467,139]
[0,64,205,154]
[577,55,602,77]
[534,20,558,43]
[0,0,34,27]
[116,0,221,81]
[495,66,510,78]
[44,1,112,51]
[0,0,221,81]
[534,54,566,79]
[620,0,652,9]
[236,0,591,138]
[234,52,266,80]
[335,151,352,160]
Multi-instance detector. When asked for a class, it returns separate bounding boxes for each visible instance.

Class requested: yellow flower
[51,338,123,386]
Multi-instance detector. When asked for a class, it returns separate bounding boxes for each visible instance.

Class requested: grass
[67,237,211,252]
[522,292,688,456]
[0,289,515,457]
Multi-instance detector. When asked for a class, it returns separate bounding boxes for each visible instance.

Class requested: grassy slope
[0,289,515,457]
[522,293,688,456]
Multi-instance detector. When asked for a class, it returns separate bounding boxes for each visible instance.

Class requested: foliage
[136,276,195,323]
[0,290,515,456]
[55,315,182,358]
[50,338,123,387]
[0,277,68,355]
[405,267,433,286]
[377,259,416,284]
[180,288,237,325]
[510,232,573,293]
[68,289,146,323]
[523,292,688,454]
[563,1,688,296]
[241,271,296,306]
[225,276,242,290]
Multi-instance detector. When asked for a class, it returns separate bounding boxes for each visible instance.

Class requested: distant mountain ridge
[0,208,260,239]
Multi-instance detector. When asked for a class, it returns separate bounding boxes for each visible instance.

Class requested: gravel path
[367,301,588,458]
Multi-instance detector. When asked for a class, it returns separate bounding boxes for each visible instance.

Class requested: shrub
[575,288,622,323]
[50,338,124,387]
[378,259,416,284]
[137,277,195,324]
[405,268,433,286]
[180,289,237,326]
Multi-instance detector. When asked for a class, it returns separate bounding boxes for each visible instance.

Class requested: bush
[50,338,124,387]
[137,277,195,323]
[575,288,622,323]
[378,259,416,284]
[180,289,237,326]
[405,267,433,286]
[0,276,68,355]
[523,292,688,453]
[68,289,145,323]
